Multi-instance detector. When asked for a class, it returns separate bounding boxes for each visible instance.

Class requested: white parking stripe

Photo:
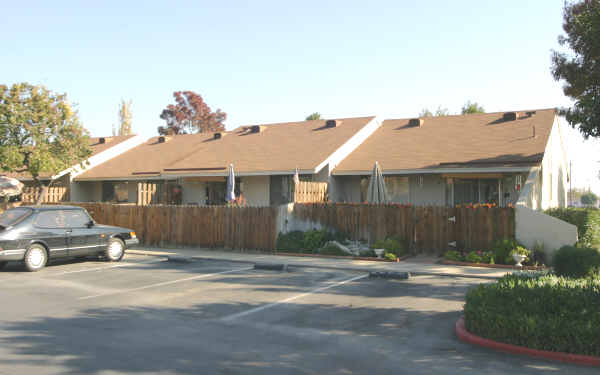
[221,273,368,322]
[56,257,166,275]
[79,266,253,300]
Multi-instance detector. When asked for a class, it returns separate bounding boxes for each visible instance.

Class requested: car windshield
[0,207,32,228]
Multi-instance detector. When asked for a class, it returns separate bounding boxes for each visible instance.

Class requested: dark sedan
[0,205,139,271]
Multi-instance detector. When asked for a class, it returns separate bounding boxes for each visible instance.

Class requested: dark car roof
[20,205,86,211]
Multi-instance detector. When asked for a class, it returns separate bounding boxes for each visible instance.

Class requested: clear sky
[3,0,599,192]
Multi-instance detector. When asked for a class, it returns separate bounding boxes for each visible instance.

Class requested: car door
[32,210,69,258]
[64,209,105,257]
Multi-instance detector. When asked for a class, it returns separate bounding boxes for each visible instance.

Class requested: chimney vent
[250,125,265,133]
[503,112,518,121]
[409,118,424,127]
[214,132,226,140]
[158,136,171,143]
[99,137,106,144]
[325,119,342,128]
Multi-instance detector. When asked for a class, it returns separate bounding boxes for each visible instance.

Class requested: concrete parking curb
[127,249,505,280]
[254,263,288,271]
[456,316,600,367]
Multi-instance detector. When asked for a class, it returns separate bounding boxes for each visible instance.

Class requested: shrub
[464,273,600,356]
[491,238,518,264]
[276,231,305,253]
[319,244,349,256]
[507,246,531,265]
[553,245,600,278]
[444,250,463,262]
[302,229,328,252]
[372,236,406,257]
[384,252,397,261]
[465,251,482,263]
[481,251,494,264]
[490,238,531,265]
[545,207,600,248]
[359,249,377,258]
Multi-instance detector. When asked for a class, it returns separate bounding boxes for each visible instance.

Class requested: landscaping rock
[167,255,195,263]
[254,263,289,271]
[369,271,410,280]
[324,241,357,256]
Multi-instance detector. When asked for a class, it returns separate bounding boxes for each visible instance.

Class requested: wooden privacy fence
[291,204,515,254]
[68,203,278,250]
[294,181,328,203]
[21,186,69,203]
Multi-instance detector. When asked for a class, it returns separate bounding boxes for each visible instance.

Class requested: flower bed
[443,238,545,268]
[273,251,411,262]
[442,259,545,270]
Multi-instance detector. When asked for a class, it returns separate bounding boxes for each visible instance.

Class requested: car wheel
[0,261,7,270]
[105,238,125,262]
[24,244,48,272]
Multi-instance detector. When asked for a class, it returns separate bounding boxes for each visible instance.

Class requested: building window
[102,181,130,203]
[448,178,500,206]
[385,176,409,203]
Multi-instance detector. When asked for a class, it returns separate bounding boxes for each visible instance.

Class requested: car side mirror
[86,220,94,228]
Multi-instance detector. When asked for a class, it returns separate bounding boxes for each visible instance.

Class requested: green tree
[117,99,133,135]
[551,0,600,138]
[0,83,92,203]
[581,191,598,205]
[461,101,485,114]
[419,106,449,117]
[305,112,321,121]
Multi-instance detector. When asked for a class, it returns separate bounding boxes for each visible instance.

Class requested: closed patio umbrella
[226,164,236,202]
[367,161,388,204]
[0,176,24,197]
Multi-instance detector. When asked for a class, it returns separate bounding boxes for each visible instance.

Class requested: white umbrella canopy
[366,161,388,204]
[0,176,24,197]
[226,164,236,202]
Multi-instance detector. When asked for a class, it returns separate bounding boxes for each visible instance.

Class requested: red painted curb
[456,317,600,367]
[443,260,546,271]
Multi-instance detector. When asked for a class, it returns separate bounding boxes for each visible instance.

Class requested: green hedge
[545,207,600,248]
[276,229,348,253]
[464,273,600,356]
[553,245,600,278]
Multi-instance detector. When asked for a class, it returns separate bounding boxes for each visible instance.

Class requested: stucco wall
[332,176,362,203]
[515,205,577,263]
[539,117,569,209]
[127,182,137,203]
[408,175,445,206]
[71,181,102,202]
[518,167,542,210]
[242,176,270,206]
[181,180,206,205]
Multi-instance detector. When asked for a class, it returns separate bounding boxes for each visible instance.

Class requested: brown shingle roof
[333,109,556,175]
[3,135,136,181]
[75,116,376,180]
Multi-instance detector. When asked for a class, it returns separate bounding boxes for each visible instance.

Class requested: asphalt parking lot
[0,254,596,375]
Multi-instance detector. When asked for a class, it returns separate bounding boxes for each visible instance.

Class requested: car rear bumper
[125,238,139,247]
[0,249,26,261]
